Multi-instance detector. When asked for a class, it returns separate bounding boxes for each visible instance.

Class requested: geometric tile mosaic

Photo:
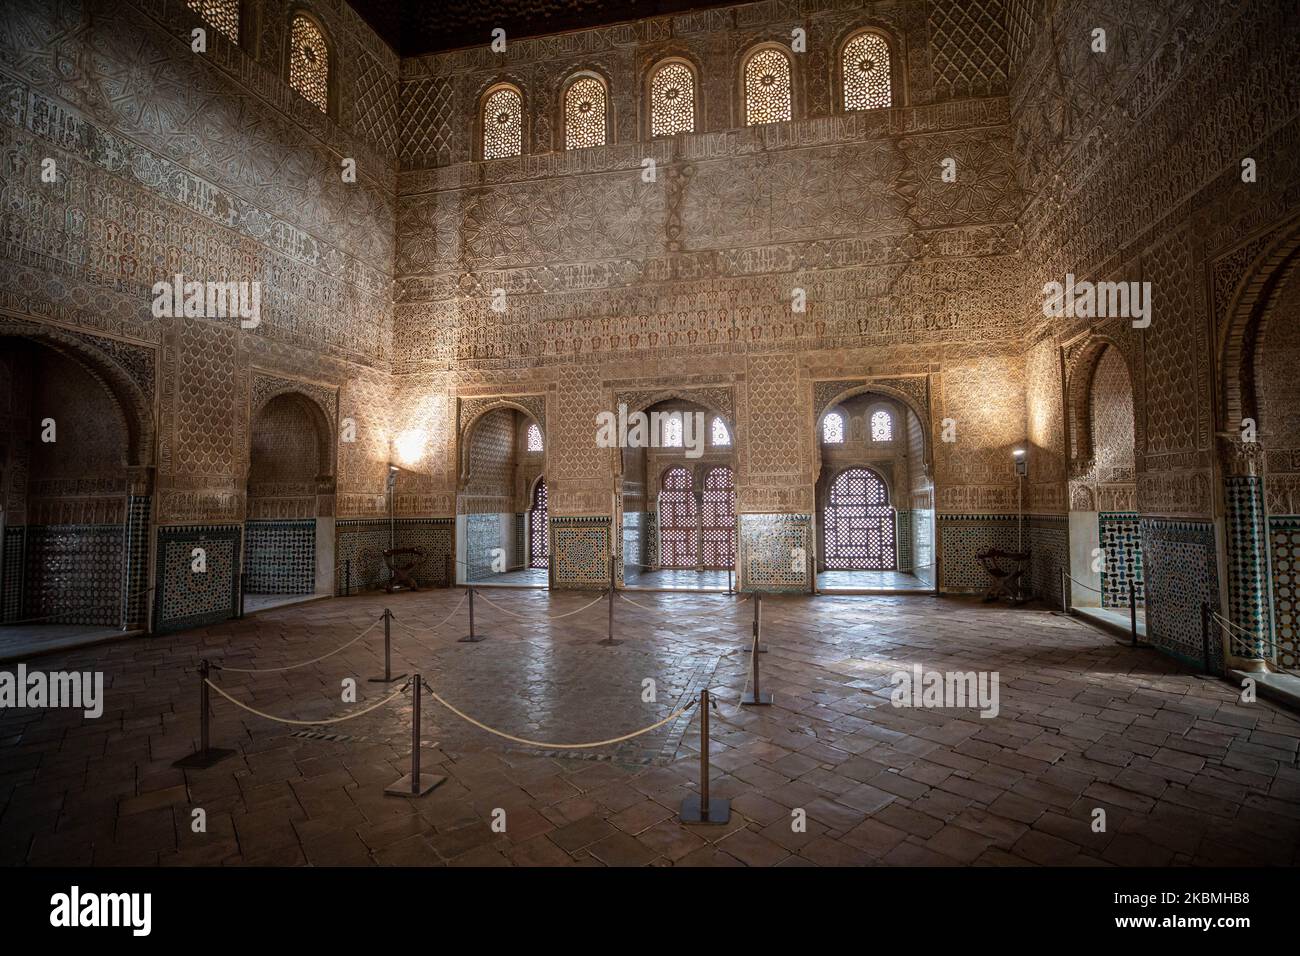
[1224,477,1271,656]
[1026,515,1067,607]
[123,495,152,629]
[1,526,25,623]
[551,516,611,590]
[739,513,811,593]
[1140,519,1221,672]
[1099,512,1144,609]
[24,524,125,627]
[154,525,241,634]
[938,514,1019,592]
[1267,515,1299,669]
[335,518,454,593]
[244,519,315,594]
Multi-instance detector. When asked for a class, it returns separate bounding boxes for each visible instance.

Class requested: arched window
[658,467,697,568]
[824,468,895,570]
[661,414,683,448]
[841,31,892,111]
[288,13,330,113]
[189,0,240,43]
[701,467,736,569]
[482,85,523,159]
[526,422,544,452]
[822,411,844,444]
[529,478,549,569]
[743,47,793,126]
[563,74,607,149]
[711,417,731,446]
[649,61,696,137]
[870,409,893,442]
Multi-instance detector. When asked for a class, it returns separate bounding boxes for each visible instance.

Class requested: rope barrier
[388,593,469,635]
[419,677,695,749]
[617,590,751,612]
[0,585,156,626]
[473,589,608,622]
[1062,572,1103,593]
[212,615,386,674]
[204,677,410,727]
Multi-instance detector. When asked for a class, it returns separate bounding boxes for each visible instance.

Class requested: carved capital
[1218,433,1266,478]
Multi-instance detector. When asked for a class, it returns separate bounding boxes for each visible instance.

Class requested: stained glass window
[824,468,895,570]
[662,414,683,447]
[482,86,523,159]
[842,32,892,111]
[526,422,543,452]
[871,409,893,441]
[744,47,793,126]
[529,478,549,569]
[822,412,844,444]
[188,0,239,43]
[288,14,329,113]
[564,75,607,149]
[711,417,730,446]
[650,61,695,137]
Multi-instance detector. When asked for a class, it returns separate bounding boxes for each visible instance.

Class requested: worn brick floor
[1,590,1298,866]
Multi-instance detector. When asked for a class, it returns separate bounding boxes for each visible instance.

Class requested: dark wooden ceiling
[347,0,740,56]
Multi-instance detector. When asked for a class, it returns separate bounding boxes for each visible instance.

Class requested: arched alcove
[814,390,933,592]
[0,336,150,644]
[621,397,736,592]
[244,390,334,608]
[456,405,546,587]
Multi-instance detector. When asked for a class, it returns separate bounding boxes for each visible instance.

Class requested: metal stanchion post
[1128,580,1138,647]
[1059,567,1068,614]
[173,659,234,769]
[728,565,733,595]
[445,553,453,588]
[386,675,445,797]
[459,586,483,643]
[744,591,768,653]
[238,572,246,619]
[741,606,773,706]
[369,608,407,683]
[679,688,730,824]
[600,555,623,646]
[344,559,351,597]
[1201,602,1212,674]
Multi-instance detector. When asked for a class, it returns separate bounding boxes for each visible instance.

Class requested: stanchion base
[743,644,769,654]
[385,772,446,797]
[458,634,485,643]
[679,795,731,824]
[597,638,624,647]
[173,747,235,769]
[741,691,773,706]
[367,672,408,684]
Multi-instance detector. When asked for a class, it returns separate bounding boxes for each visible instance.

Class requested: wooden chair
[382,547,426,593]
[976,548,1030,604]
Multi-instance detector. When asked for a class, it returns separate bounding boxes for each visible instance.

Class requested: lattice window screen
[744,48,793,125]
[658,467,697,568]
[650,62,696,136]
[842,32,892,110]
[288,15,329,112]
[824,468,896,569]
